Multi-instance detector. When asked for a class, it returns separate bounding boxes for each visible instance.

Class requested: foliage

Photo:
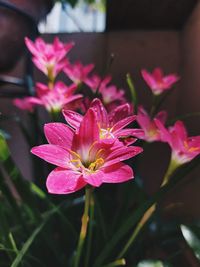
[0,36,200,267]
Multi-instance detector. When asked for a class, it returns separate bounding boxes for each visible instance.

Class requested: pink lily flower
[134,106,167,142]
[13,97,36,112]
[31,108,143,194]
[63,98,143,146]
[25,37,74,80]
[85,74,126,111]
[155,120,200,165]
[29,81,82,113]
[63,61,94,85]
[141,68,180,95]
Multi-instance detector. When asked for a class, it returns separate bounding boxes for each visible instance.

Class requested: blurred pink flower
[13,97,36,112]
[29,82,82,113]
[155,120,200,165]
[134,106,167,142]
[25,37,73,80]
[85,75,126,111]
[64,61,94,85]
[141,68,180,95]
[63,98,143,145]
[31,108,142,194]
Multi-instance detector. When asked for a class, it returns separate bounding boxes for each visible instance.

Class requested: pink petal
[104,145,143,167]
[62,109,83,129]
[44,123,74,148]
[83,171,103,187]
[47,167,86,194]
[25,37,39,56]
[154,119,171,143]
[173,121,187,141]
[109,103,132,125]
[155,111,168,124]
[112,116,136,132]
[137,106,151,128]
[153,68,163,81]
[75,108,99,150]
[141,69,157,90]
[163,75,180,87]
[90,98,108,128]
[101,162,134,183]
[31,144,70,168]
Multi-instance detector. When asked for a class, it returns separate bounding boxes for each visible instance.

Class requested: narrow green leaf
[181,225,200,261]
[0,133,10,161]
[94,156,200,266]
[10,221,46,267]
[126,73,138,113]
[101,258,126,267]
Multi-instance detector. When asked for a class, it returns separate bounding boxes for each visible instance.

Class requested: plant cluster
[0,37,200,267]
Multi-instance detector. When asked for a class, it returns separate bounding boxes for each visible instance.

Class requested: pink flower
[25,37,73,80]
[85,75,126,111]
[64,61,94,85]
[134,106,167,142]
[29,82,82,113]
[155,120,200,165]
[141,68,180,95]
[31,108,143,194]
[13,97,36,112]
[63,98,143,146]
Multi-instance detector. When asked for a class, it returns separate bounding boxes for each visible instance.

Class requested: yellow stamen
[88,158,104,171]
[184,141,199,152]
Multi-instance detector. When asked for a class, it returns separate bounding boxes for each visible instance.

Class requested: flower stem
[74,186,92,267]
[84,193,95,267]
[117,204,156,259]
[161,159,179,187]
[117,157,179,259]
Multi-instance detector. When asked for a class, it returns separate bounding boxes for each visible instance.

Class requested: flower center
[100,128,114,139]
[88,158,104,171]
[69,149,104,172]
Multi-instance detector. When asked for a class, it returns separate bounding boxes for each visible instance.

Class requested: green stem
[126,73,138,114]
[150,95,159,118]
[84,193,94,267]
[117,157,179,259]
[74,186,92,267]
[101,258,126,267]
[161,159,180,187]
[117,204,156,259]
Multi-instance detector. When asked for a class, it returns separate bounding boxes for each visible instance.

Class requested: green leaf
[0,133,10,161]
[126,73,138,113]
[10,206,60,267]
[0,129,10,139]
[181,225,200,261]
[137,260,171,267]
[10,221,46,267]
[93,156,200,266]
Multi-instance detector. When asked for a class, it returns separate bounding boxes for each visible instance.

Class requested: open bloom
[64,61,94,85]
[31,108,142,194]
[134,106,167,142]
[141,68,180,95]
[28,82,82,113]
[25,37,73,80]
[155,120,200,165]
[63,98,143,145]
[85,75,126,111]
[13,97,36,112]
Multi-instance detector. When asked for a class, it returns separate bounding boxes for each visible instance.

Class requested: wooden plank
[106,0,198,30]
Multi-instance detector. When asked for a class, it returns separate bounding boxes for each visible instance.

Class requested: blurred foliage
[181,225,200,262]
[56,0,106,11]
